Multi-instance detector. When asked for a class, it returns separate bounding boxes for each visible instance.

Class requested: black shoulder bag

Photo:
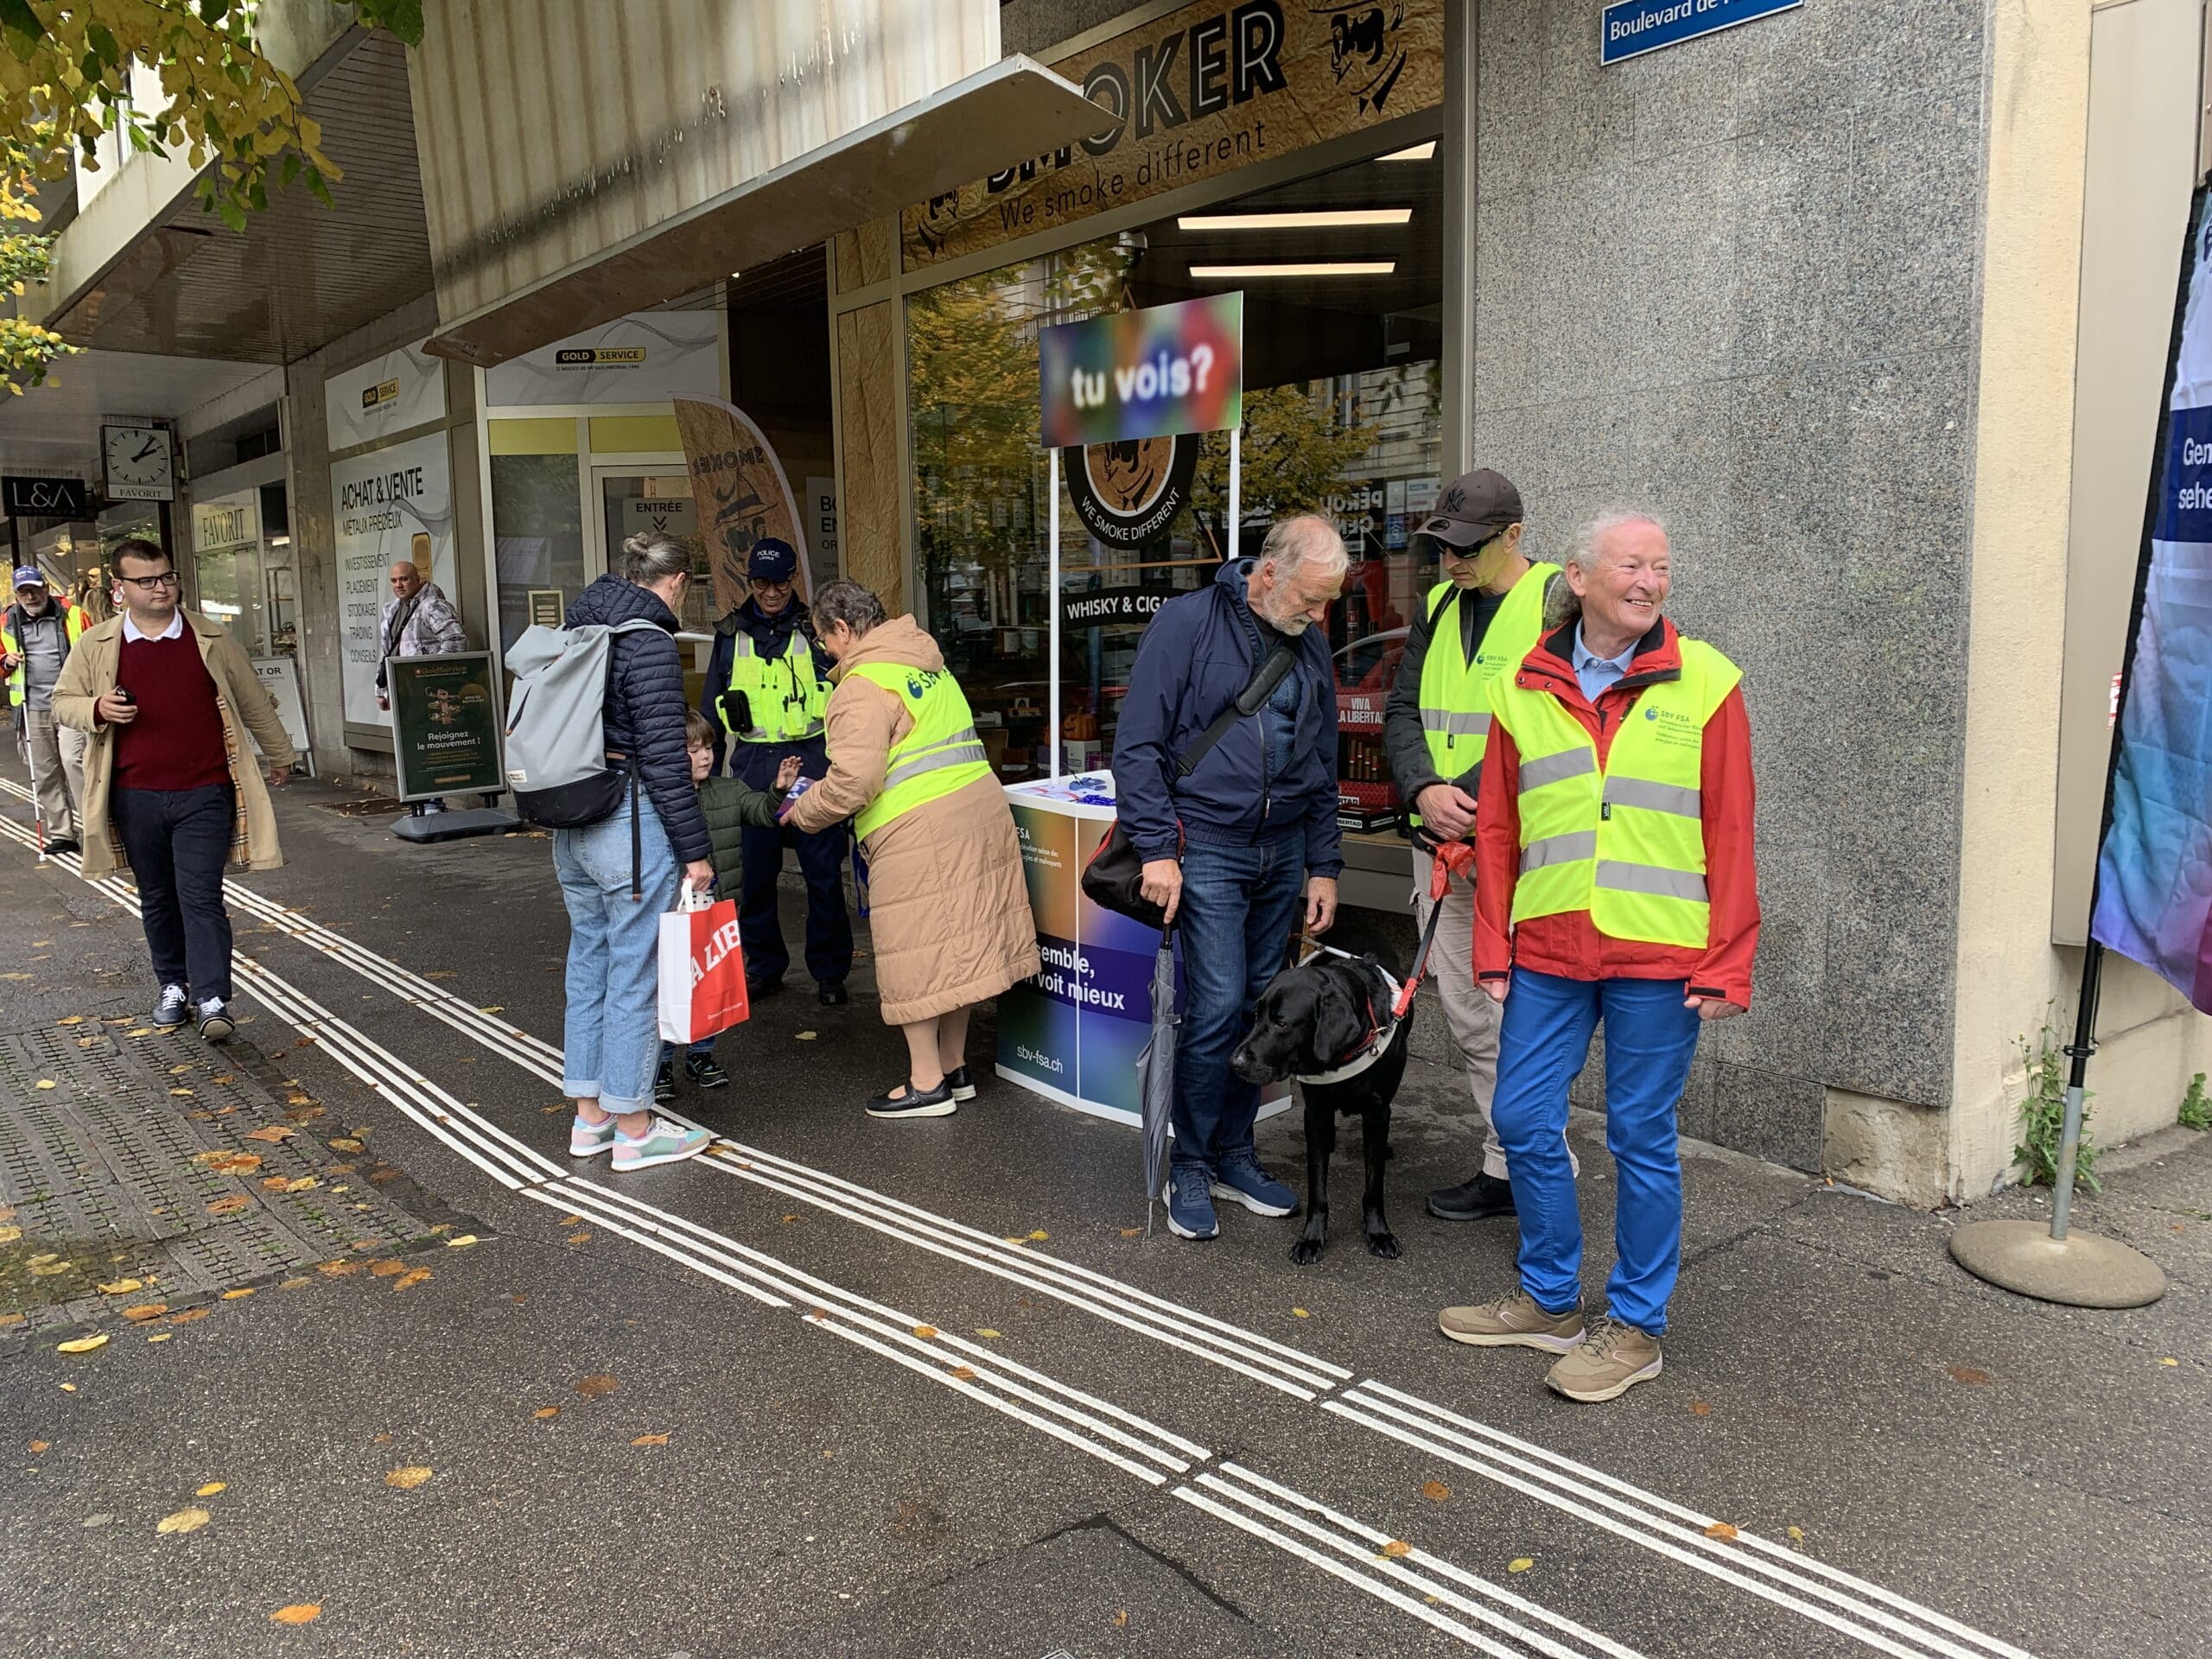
[1083,642,1300,931]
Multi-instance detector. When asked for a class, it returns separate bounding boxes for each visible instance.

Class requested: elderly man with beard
[1111,514,1347,1243]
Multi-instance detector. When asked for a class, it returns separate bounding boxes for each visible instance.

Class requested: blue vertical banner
[2093,187,2212,1011]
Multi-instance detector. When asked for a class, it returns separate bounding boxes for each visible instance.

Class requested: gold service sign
[674,396,811,620]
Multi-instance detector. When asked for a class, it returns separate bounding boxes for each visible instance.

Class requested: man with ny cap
[702,537,854,1006]
[3,565,91,855]
[1384,468,1574,1224]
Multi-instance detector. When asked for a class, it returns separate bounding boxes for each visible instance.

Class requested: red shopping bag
[658,895,750,1045]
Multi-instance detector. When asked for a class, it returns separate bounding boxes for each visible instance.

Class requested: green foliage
[2012,1024,2099,1193]
[2180,1071,2209,1132]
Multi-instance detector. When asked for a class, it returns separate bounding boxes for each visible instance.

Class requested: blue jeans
[111,784,236,1002]
[658,1036,715,1063]
[555,791,677,1114]
[1170,836,1306,1175]
[1491,969,1704,1335]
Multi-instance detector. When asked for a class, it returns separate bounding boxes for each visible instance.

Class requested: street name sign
[1599,0,1802,65]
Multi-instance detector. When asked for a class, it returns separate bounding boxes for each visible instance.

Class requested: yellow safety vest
[1490,636,1740,949]
[2,600,87,708]
[1410,563,1558,831]
[725,625,830,743]
[849,662,992,842]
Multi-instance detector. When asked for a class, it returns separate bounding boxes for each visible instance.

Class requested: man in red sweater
[1437,512,1758,1403]
[60,539,294,1040]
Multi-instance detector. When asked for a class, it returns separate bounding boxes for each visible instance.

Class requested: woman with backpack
[554,532,717,1171]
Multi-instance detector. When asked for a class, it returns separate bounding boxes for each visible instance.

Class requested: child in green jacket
[658,709,801,1101]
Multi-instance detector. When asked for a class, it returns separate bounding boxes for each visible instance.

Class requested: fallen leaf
[55,1015,82,1026]
[59,1382,75,1391]
[565,1231,591,1245]
[260,1176,291,1192]
[283,1178,319,1193]
[630,1433,670,1446]
[55,1334,108,1354]
[221,1288,255,1300]
[318,1259,364,1276]
[195,1481,226,1497]
[169,1090,194,1098]
[2160,1357,2180,1367]
[1380,1540,1411,1558]
[1689,1399,1713,1416]
[269,1605,321,1625]
[208,1153,263,1175]
[1421,1480,1451,1503]
[1508,1557,1535,1573]
[1292,1307,1311,1319]
[384,1466,433,1490]
[392,1268,432,1292]
[211,1075,233,1084]
[35,1078,55,1090]
[912,1325,938,1339]
[279,1277,311,1290]
[243,1125,297,1144]
[157,1507,212,1535]
[796,1030,817,1040]
[369,1260,407,1277]
[425,969,454,978]
[96,1277,143,1294]
[206,1196,251,1216]
[327,1138,364,1153]
[1787,1526,1807,1548]
[975,1328,1002,1340]
[532,1407,559,1421]
[556,1214,583,1227]
[445,1235,478,1249]
[146,1332,172,1344]
[283,1106,326,1123]
[167,1308,211,1325]
[1704,1522,1739,1541]
[120,1304,168,1322]
[1027,1230,1049,1241]
[576,1374,620,1399]
[29,1259,72,1277]
[0,1313,23,1328]
[29,1440,49,1453]
[1112,1610,1130,1629]
[1945,1366,1993,1387]
[1120,1227,1141,1237]
[779,1215,799,1225]
[950,1365,979,1382]
[371,1433,393,1445]
[0,1224,18,1246]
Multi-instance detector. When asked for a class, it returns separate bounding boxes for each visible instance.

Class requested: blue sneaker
[610,1116,711,1172]
[1165,1166,1220,1241]
[1211,1152,1298,1217]
[569,1112,618,1159]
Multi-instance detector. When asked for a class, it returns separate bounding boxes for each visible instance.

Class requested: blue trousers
[1490,969,1704,1335]
[555,791,677,1115]
[111,783,235,1002]
[731,740,852,986]
[1170,836,1306,1174]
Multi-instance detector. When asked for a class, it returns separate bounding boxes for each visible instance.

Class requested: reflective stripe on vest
[726,626,829,742]
[849,661,994,842]
[1410,563,1559,827]
[1491,636,1741,949]
[2,601,86,708]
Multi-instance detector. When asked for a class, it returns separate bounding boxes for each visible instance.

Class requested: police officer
[1382,469,1570,1224]
[702,538,854,1005]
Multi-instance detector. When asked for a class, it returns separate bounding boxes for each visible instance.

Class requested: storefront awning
[423,56,1101,369]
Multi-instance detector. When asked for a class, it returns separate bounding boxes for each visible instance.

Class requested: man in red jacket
[1437,512,1758,1403]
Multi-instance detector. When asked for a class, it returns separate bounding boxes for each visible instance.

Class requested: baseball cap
[747,537,798,582]
[1413,469,1523,550]
[11,566,47,588]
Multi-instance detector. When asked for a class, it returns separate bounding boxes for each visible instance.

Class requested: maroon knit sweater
[111,628,229,792]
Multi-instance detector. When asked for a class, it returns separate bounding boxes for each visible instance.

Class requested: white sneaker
[610,1116,710,1171]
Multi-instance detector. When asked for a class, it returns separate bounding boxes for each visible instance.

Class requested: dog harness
[1292,944,1406,1086]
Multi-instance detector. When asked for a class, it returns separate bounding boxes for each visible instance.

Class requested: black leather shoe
[817,980,849,1007]
[866,1079,956,1120]
[42,837,79,856]
[747,976,783,1001]
[1427,1171,1516,1222]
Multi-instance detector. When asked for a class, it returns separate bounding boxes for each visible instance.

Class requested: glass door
[588,464,712,633]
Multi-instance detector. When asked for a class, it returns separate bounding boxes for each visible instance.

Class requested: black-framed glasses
[118,571,181,592]
[749,575,792,590]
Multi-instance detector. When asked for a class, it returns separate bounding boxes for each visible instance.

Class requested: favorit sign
[1599,0,1800,64]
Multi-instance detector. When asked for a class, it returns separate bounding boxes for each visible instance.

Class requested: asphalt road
[2,770,2206,1659]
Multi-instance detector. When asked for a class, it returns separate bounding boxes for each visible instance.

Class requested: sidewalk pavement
[0,768,2206,1659]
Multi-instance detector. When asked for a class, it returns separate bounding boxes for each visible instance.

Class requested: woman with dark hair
[556,531,716,1171]
[786,580,1040,1119]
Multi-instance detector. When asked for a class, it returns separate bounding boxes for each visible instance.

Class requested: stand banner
[2093,186,2212,1010]
[388,651,505,802]
[673,395,809,620]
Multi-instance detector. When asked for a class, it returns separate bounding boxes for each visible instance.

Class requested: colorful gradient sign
[2094,188,2212,1011]
[1039,294,1243,448]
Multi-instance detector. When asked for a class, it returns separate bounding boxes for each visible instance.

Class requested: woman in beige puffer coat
[786,581,1040,1118]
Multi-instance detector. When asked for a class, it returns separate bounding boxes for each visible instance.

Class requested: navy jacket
[701,595,833,790]
[1111,558,1344,877]
[565,574,711,864]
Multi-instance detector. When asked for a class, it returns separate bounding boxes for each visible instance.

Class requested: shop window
[491,453,585,652]
[906,146,1443,849]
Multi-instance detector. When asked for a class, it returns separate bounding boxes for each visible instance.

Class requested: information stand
[385,650,520,842]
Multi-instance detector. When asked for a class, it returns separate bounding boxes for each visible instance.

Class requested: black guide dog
[1231,950,1411,1265]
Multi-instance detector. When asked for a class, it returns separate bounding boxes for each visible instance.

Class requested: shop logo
[1319,3,1409,113]
[554,346,647,368]
[1064,433,1200,550]
[360,377,401,410]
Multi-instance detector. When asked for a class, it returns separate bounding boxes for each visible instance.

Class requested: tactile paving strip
[0,1019,441,1337]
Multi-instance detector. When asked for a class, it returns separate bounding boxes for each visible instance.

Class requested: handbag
[657,888,751,1045]
[1083,641,1300,930]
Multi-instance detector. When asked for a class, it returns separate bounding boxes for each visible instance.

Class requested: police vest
[2,601,87,708]
[1410,563,1559,830]
[849,662,993,842]
[1490,636,1741,949]
[725,625,830,743]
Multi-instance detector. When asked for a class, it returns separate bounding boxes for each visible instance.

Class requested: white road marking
[0,804,1632,1656]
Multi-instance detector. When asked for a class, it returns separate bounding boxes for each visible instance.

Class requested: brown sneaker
[1438,1287,1585,1353]
[1545,1317,1663,1402]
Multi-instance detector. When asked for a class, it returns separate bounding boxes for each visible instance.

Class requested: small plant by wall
[2181,1072,2210,1133]
[2014,1024,2100,1193]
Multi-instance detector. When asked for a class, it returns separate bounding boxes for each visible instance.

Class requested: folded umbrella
[1136,927,1179,1236]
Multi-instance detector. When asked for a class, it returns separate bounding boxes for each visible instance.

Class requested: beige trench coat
[789,616,1040,1025]
[53,609,297,879]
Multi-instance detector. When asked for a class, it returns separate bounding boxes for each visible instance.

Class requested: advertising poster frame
[387,650,506,803]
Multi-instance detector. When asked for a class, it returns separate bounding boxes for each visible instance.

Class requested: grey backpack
[502,618,664,830]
